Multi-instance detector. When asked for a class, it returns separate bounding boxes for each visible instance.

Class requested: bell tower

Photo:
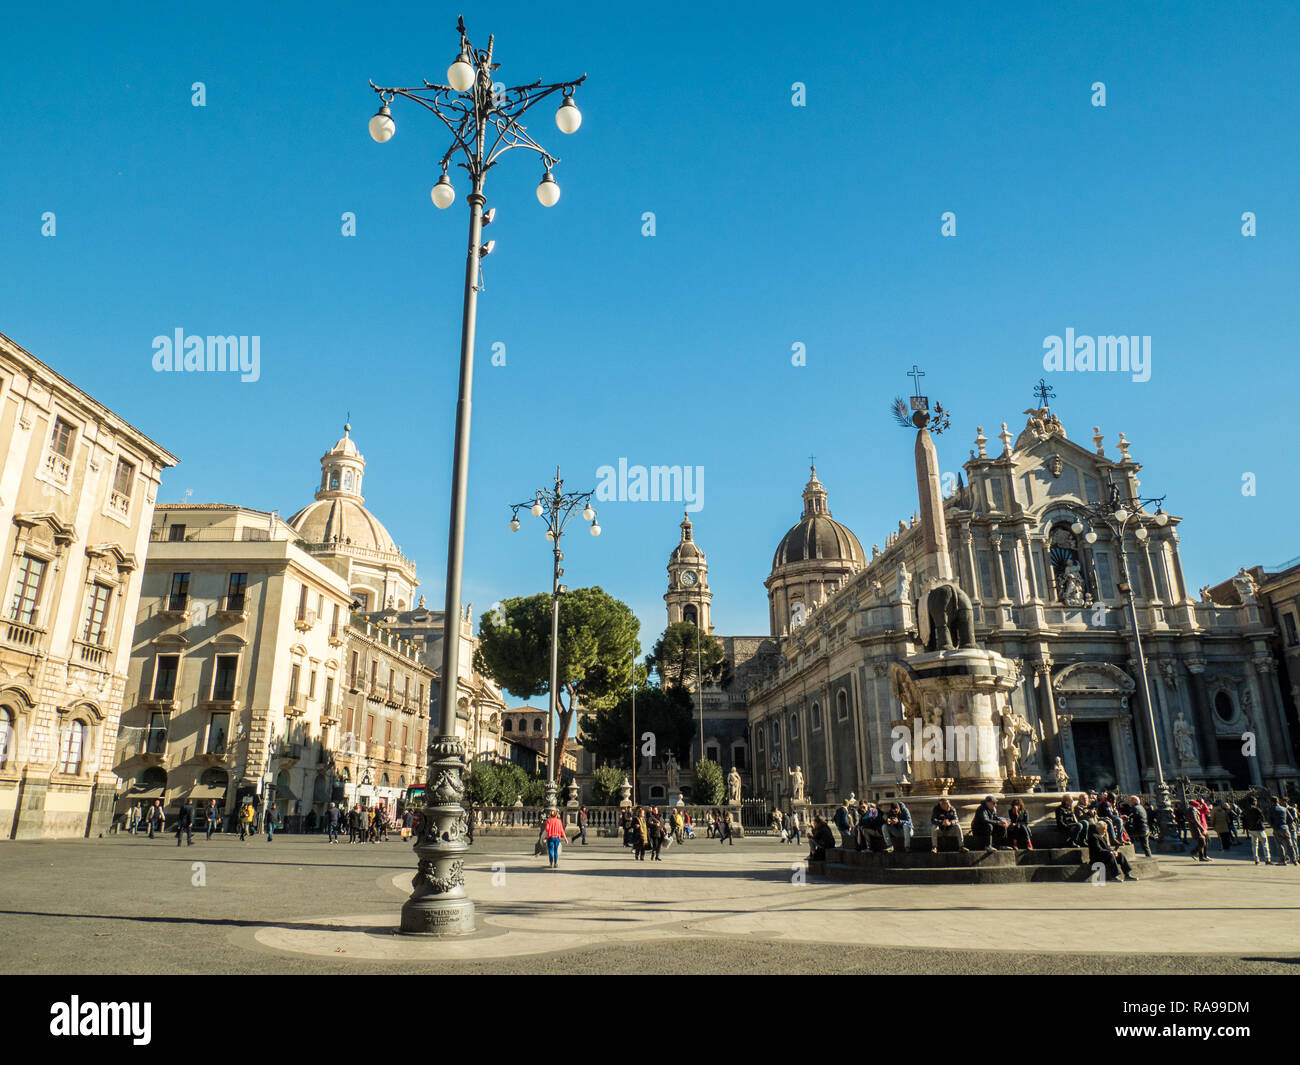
[665,512,712,633]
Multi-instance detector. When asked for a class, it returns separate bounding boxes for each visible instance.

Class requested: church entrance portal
[1072,721,1119,793]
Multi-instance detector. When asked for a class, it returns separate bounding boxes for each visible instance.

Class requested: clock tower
[665,512,712,633]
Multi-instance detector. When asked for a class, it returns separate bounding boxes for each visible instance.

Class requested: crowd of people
[618,805,698,859]
[1176,793,1299,866]
[115,798,416,845]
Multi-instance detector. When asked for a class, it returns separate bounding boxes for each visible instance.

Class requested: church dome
[771,467,864,569]
[287,424,400,555]
[669,513,704,562]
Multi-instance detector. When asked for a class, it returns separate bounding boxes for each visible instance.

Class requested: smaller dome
[770,467,864,569]
[669,513,705,563]
[329,424,360,458]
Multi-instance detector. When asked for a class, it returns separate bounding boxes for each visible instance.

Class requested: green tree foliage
[590,765,627,805]
[475,587,639,772]
[577,682,694,770]
[464,762,527,806]
[649,621,730,691]
[693,758,725,805]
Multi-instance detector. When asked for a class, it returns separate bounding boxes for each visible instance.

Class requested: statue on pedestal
[665,752,679,792]
[1173,713,1196,765]
[1232,568,1258,605]
[727,766,742,805]
[1051,756,1070,792]
[788,765,805,802]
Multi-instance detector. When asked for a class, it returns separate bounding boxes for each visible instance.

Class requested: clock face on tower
[681,570,698,587]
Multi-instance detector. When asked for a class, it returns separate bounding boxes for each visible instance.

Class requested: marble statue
[788,764,805,802]
[921,582,976,652]
[1232,568,1258,604]
[1060,561,1087,607]
[1198,585,1214,604]
[897,562,911,604]
[665,752,679,792]
[1000,712,1035,775]
[1173,713,1196,764]
[1051,756,1070,791]
[727,766,742,804]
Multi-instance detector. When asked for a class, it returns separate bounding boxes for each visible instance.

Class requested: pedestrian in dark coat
[175,802,194,846]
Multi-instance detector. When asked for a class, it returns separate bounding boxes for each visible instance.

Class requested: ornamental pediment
[1052,661,1134,694]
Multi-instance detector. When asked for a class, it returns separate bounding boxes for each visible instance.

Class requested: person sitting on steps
[930,797,967,853]
[971,795,1010,852]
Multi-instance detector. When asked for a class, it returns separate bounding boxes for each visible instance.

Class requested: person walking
[577,806,588,846]
[1188,798,1212,862]
[787,808,801,846]
[543,808,565,868]
[327,802,342,843]
[1243,796,1272,865]
[1126,796,1152,858]
[648,806,665,861]
[632,807,648,860]
[719,811,734,847]
[1267,798,1297,865]
[239,801,254,841]
[205,800,220,840]
[175,801,194,847]
[1211,801,1233,851]
[147,800,161,839]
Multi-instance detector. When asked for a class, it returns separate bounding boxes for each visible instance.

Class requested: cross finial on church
[907,364,926,397]
[1033,378,1056,407]
[808,453,816,470]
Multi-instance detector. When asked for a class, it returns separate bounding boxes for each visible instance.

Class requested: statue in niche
[1051,756,1070,791]
[1173,713,1196,764]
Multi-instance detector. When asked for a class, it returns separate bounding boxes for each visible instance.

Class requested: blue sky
[2,1,1298,667]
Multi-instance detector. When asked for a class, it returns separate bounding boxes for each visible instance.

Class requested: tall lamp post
[509,468,601,812]
[367,16,585,936]
[1063,480,1175,848]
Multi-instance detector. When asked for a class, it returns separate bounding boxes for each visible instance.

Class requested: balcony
[347,672,362,693]
[119,728,168,763]
[42,449,71,487]
[215,594,248,622]
[107,490,131,519]
[284,696,306,718]
[143,690,179,713]
[3,617,45,654]
[276,741,303,762]
[384,685,400,708]
[328,625,344,647]
[158,593,190,622]
[74,639,110,670]
[204,694,240,712]
[294,609,317,632]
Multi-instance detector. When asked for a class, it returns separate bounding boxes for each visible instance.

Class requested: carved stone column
[1252,656,1298,777]
[1184,658,1226,779]
[400,735,474,935]
[1032,657,1060,766]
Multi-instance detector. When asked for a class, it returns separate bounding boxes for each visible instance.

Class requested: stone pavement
[2,831,1298,974]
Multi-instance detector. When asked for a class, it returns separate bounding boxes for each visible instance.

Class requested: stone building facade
[730,407,1297,805]
[0,331,177,839]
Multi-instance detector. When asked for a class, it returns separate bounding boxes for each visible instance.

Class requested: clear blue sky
[2,1,1297,665]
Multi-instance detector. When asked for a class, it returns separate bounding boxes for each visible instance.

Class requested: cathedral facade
[668,405,1299,806]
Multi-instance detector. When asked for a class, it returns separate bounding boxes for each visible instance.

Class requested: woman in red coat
[1188,799,1212,862]
[543,809,566,868]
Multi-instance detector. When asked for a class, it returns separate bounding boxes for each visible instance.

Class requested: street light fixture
[367,14,586,937]
[509,467,601,812]
[1062,479,1177,849]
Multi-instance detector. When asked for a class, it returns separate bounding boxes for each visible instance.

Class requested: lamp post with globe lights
[509,468,601,812]
[1062,481,1176,848]
[367,15,585,936]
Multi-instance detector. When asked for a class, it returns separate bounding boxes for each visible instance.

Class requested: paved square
[3,833,1298,974]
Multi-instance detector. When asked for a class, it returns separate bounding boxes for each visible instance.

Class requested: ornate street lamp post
[1063,481,1175,848]
[368,16,585,936]
[510,468,601,812]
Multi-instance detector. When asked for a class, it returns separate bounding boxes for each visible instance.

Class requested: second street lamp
[367,15,585,937]
[1062,480,1175,849]
[510,468,601,812]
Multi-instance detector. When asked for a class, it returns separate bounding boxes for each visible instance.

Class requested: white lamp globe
[368,105,395,143]
[430,174,456,209]
[1084,531,1098,544]
[1070,521,1084,535]
[1113,506,1130,523]
[1155,510,1169,526]
[1135,526,1149,541]
[536,172,561,207]
[582,504,594,521]
[590,521,601,537]
[509,517,520,532]
[556,97,582,134]
[545,530,555,542]
[530,502,543,517]
[447,55,476,92]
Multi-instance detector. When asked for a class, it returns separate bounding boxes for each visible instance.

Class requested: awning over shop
[187,785,228,803]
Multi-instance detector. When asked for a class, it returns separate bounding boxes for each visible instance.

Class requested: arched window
[0,707,13,768]
[503,718,513,732]
[1214,692,1235,723]
[771,721,780,745]
[789,711,799,738]
[811,702,822,730]
[683,604,698,626]
[58,720,87,774]
[342,470,353,492]
[329,469,340,490]
[381,773,390,787]
[534,718,543,733]
[836,690,849,721]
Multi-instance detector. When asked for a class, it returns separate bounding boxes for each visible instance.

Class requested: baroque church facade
[667,404,1299,806]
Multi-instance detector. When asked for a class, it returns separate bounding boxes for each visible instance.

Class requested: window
[370,660,378,688]
[168,524,186,542]
[113,458,135,497]
[366,714,375,742]
[289,663,301,704]
[324,676,335,715]
[1083,474,1100,503]
[297,584,309,621]
[989,477,1005,511]
[58,720,86,774]
[1214,692,1235,723]
[330,603,340,638]
[153,654,179,699]
[705,745,719,762]
[1094,552,1116,601]
[10,554,47,625]
[309,668,317,700]
[533,717,543,733]
[1283,612,1300,647]
[207,712,229,754]
[732,745,747,770]
[226,572,247,611]
[212,655,238,701]
[789,711,799,739]
[811,702,822,730]
[350,650,360,686]
[168,572,190,611]
[82,584,112,645]
[402,725,409,751]
[503,718,513,732]
[50,417,76,458]
[0,708,13,768]
[837,690,849,721]
[977,550,995,601]
[999,545,1021,601]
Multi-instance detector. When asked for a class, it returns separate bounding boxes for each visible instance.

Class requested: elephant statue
[922,582,977,652]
